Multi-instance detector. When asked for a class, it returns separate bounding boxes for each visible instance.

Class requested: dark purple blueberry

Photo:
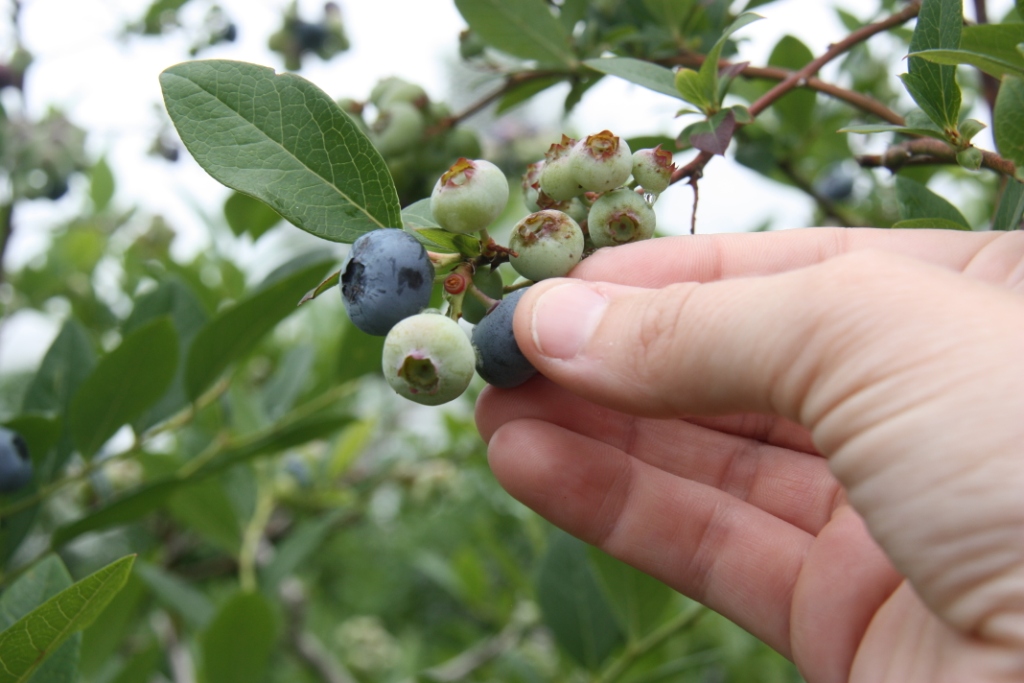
[341,229,435,336]
[471,288,537,389]
[0,427,32,494]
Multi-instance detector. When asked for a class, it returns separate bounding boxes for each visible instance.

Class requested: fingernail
[531,282,608,360]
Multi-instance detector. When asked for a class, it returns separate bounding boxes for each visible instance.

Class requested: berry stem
[468,282,500,311]
[503,280,532,294]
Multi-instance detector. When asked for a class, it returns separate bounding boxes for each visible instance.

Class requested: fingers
[487,416,812,656]
[570,228,1024,289]
[512,249,1002,423]
[477,378,840,534]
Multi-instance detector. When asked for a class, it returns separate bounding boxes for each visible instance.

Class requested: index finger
[571,228,1023,287]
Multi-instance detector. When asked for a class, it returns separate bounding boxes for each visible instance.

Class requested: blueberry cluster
[341,131,676,406]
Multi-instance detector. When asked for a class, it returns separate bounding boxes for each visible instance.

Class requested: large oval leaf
[454,0,575,66]
[184,256,333,400]
[69,318,179,460]
[0,555,135,683]
[160,60,401,243]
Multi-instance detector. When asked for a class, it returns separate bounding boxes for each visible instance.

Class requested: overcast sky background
[0,0,1011,369]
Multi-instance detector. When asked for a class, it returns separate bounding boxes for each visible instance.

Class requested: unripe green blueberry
[570,130,632,193]
[539,136,582,202]
[462,268,504,325]
[444,127,482,160]
[431,158,509,235]
[522,161,544,212]
[631,145,676,195]
[587,189,656,248]
[509,210,584,281]
[382,312,476,406]
[371,77,427,109]
[371,102,424,156]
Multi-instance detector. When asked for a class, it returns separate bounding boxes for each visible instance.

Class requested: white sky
[0,0,1012,369]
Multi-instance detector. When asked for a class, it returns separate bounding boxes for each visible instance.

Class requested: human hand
[475,228,1024,682]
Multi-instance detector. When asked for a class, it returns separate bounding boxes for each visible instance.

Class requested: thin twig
[593,605,707,683]
[281,579,360,683]
[856,136,1017,177]
[670,1,923,188]
[666,57,905,125]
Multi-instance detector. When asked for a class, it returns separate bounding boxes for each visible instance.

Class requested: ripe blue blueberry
[382,312,476,405]
[0,427,32,494]
[472,288,537,389]
[341,229,435,336]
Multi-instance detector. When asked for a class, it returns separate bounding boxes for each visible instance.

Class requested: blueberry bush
[0,0,1022,681]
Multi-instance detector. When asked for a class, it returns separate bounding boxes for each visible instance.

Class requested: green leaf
[698,12,762,110]
[298,270,340,306]
[453,0,575,66]
[643,0,697,37]
[0,555,135,683]
[262,345,315,421]
[685,109,737,156]
[768,36,815,135]
[107,642,161,683]
[993,180,1024,231]
[89,158,115,212]
[410,228,481,257]
[169,476,242,553]
[838,123,950,142]
[160,60,401,244]
[902,0,963,130]
[200,591,278,683]
[535,531,623,670]
[401,198,440,231]
[223,191,282,240]
[583,58,682,100]
[909,48,1024,79]
[995,74,1024,169]
[260,509,348,591]
[671,67,710,112]
[22,319,94,426]
[961,23,1024,71]
[0,556,80,683]
[184,256,332,400]
[959,118,987,142]
[52,407,351,548]
[587,547,673,641]
[496,75,565,114]
[894,176,971,228]
[69,318,178,459]
[892,217,972,230]
[135,561,214,629]
[124,278,209,432]
[336,323,386,384]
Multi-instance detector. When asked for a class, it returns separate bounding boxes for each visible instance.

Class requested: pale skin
[474,228,1024,683]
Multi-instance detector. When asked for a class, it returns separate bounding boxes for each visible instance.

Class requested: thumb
[511,250,1000,428]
